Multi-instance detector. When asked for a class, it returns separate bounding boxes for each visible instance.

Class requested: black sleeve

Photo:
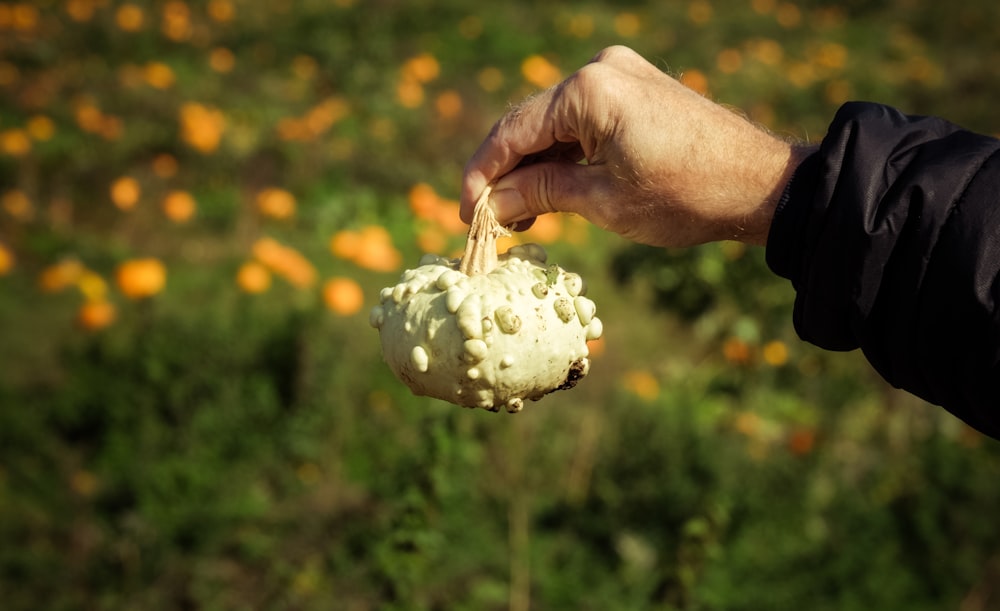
[766,101,1000,439]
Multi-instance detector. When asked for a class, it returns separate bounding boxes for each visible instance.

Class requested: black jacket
[767,102,1000,440]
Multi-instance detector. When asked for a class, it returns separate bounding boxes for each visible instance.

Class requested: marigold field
[1,1,999,610]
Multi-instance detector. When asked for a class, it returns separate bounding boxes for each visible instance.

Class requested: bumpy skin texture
[370,243,603,412]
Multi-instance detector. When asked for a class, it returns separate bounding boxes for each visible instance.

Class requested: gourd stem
[459,183,510,276]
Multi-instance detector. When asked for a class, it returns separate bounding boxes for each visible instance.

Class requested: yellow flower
[76,270,108,302]
[26,115,55,141]
[762,340,789,367]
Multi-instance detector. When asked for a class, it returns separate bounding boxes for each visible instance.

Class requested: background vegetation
[1,1,999,609]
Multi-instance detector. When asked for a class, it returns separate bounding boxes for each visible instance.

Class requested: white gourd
[370,185,603,413]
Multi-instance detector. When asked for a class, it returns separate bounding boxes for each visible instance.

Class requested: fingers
[461,45,657,227]
[460,45,643,222]
[461,89,564,223]
[489,161,616,228]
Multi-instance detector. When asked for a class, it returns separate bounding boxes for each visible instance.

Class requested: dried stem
[459,183,510,276]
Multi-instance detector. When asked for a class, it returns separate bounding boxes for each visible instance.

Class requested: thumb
[490,161,608,228]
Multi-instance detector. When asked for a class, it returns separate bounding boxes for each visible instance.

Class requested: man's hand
[461,46,814,247]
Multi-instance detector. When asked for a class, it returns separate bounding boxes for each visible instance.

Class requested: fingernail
[490,187,526,225]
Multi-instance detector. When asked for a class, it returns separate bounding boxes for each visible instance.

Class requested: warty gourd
[370,185,603,413]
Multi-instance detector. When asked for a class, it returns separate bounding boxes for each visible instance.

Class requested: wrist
[738,142,818,246]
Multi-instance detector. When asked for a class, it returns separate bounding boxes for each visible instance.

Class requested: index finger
[460,87,565,223]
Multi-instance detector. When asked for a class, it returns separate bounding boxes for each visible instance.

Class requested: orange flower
[39,259,85,292]
[323,276,364,315]
[716,48,743,74]
[161,0,192,42]
[235,261,271,294]
[179,102,225,153]
[110,176,141,211]
[65,0,98,22]
[687,0,713,24]
[0,241,13,275]
[431,199,467,235]
[77,300,116,331]
[26,115,55,141]
[329,225,402,272]
[521,55,561,89]
[2,189,33,221]
[408,183,440,220]
[416,225,447,254]
[208,47,235,73]
[787,427,816,455]
[329,229,362,260]
[116,258,167,299]
[722,337,752,364]
[207,0,234,22]
[613,12,640,37]
[477,66,503,92]
[7,3,38,31]
[396,79,424,108]
[151,153,179,178]
[0,129,31,156]
[115,3,144,31]
[679,69,709,95]
[353,225,402,272]
[435,90,463,119]
[256,187,296,220]
[143,62,175,89]
[622,370,659,401]
[402,53,440,83]
[252,237,316,288]
[162,190,196,223]
[305,96,348,133]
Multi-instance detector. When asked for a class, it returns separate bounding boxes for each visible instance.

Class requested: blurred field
[1,1,999,610]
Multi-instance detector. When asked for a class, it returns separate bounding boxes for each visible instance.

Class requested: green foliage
[1,1,999,610]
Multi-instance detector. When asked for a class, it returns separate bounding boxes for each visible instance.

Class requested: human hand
[461,46,814,247]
